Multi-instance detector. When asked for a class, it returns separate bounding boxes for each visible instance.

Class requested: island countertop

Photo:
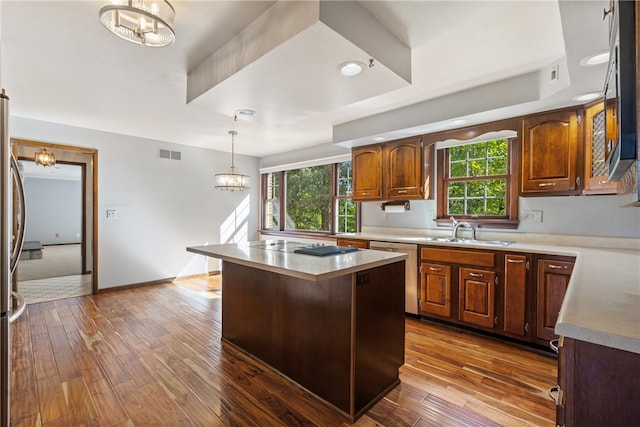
[186,240,407,282]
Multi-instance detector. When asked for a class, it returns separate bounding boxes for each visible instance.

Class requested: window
[448,139,508,216]
[261,161,358,234]
[437,137,518,228]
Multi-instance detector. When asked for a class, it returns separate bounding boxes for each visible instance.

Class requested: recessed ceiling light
[235,109,256,117]
[339,61,365,77]
[572,92,601,102]
[579,51,610,67]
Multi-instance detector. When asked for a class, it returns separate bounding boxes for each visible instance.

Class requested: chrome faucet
[450,216,476,240]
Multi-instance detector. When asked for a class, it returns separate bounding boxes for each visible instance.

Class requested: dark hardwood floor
[10,275,557,426]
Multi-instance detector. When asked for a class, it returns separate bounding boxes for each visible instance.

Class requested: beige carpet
[17,244,82,281]
[18,274,92,305]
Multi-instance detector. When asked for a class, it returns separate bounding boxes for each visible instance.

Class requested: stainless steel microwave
[604,0,637,182]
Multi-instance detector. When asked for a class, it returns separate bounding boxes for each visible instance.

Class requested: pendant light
[99,0,176,47]
[34,148,56,167]
[214,131,250,191]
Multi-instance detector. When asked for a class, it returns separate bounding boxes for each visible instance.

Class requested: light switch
[106,209,117,219]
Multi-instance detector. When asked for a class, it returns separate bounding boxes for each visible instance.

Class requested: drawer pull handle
[598,180,608,185]
[469,272,484,278]
[507,259,524,264]
[538,182,557,187]
[362,192,370,196]
[548,385,560,404]
[429,267,441,272]
[548,264,566,270]
[397,190,408,194]
[550,339,559,354]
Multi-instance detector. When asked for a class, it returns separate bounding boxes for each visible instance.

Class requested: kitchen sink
[422,237,514,246]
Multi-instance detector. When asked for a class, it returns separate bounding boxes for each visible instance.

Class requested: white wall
[24,177,81,245]
[12,117,260,289]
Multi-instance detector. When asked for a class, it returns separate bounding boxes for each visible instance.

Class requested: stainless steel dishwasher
[369,241,418,315]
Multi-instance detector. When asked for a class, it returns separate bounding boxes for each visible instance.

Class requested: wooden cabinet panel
[384,137,423,199]
[503,254,529,336]
[458,267,496,329]
[336,238,369,249]
[557,336,640,427]
[583,102,620,195]
[352,136,429,201]
[419,262,451,317]
[521,110,582,195]
[420,247,494,268]
[536,259,574,342]
[352,145,383,200]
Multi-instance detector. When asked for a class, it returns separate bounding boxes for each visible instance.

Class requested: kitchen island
[186,240,407,421]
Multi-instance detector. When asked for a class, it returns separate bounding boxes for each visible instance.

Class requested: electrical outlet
[521,210,543,223]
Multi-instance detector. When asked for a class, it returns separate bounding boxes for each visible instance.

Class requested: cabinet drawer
[337,239,369,249]
[420,247,494,268]
[540,260,574,275]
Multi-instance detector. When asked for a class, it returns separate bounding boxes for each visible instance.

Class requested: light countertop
[340,229,640,354]
[186,240,407,282]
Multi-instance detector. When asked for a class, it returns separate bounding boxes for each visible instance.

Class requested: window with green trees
[261,161,358,234]
[445,139,509,217]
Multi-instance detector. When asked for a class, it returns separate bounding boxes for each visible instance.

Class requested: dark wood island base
[220,260,406,421]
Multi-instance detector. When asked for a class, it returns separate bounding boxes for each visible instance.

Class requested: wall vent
[158,148,181,160]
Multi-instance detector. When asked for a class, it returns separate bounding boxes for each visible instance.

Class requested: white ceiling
[0,0,610,158]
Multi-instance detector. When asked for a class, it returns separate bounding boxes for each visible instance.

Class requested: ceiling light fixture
[339,61,365,77]
[235,109,256,118]
[572,92,601,102]
[579,51,610,67]
[99,0,176,47]
[214,131,250,192]
[34,148,56,167]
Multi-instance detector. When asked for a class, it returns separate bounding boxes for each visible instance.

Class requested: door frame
[11,139,98,295]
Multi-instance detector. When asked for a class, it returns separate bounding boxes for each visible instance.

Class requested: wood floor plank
[11,279,558,426]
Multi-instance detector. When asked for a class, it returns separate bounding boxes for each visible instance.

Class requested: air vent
[158,148,181,160]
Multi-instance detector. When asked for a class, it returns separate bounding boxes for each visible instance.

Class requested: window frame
[429,119,521,229]
[260,162,360,236]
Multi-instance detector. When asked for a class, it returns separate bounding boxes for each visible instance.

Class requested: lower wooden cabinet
[536,258,574,342]
[417,246,574,347]
[503,254,530,337]
[458,267,496,328]
[336,238,369,249]
[419,262,451,317]
[555,336,640,426]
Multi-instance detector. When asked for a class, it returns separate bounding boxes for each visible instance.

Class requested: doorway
[11,139,98,302]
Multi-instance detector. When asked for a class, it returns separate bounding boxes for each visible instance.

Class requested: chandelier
[99,0,176,47]
[215,131,250,191]
[34,148,56,167]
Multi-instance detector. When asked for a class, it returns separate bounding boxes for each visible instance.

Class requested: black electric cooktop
[293,245,358,257]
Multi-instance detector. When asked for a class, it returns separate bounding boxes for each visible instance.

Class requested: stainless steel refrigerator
[1,89,27,427]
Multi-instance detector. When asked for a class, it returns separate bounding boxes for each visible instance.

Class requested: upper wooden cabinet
[352,145,383,200]
[521,109,583,196]
[352,137,433,201]
[384,137,424,199]
[582,101,620,195]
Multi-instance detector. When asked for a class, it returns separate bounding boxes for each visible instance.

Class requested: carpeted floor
[18,274,92,305]
[17,243,82,281]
